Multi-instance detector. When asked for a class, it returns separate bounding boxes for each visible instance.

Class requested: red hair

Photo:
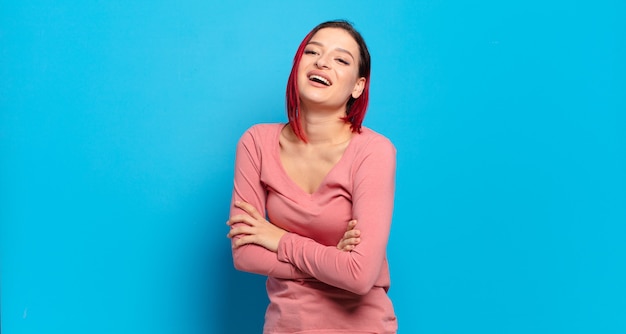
[286,20,371,142]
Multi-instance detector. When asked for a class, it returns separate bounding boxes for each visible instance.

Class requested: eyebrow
[307,41,355,60]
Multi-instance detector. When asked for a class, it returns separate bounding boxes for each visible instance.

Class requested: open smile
[308,73,332,86]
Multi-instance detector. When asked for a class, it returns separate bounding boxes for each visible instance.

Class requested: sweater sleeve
[276,136,396,295]
[230,127,311,279]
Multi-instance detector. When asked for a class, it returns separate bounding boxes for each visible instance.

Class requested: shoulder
[348,127,396,180]
[354,127,396,155]
[238,123,284,145]
[235,123,283,163]
[242,123,284,137]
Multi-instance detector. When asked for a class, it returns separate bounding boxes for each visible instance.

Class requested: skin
[227,27,366,252]
[296,28,366,116]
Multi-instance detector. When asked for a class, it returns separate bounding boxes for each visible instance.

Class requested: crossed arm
[226,129,364,280]
[226,128,395,294]
[227,201,361,252]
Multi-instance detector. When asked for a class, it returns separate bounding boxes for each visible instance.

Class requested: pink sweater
[230,123,398,333]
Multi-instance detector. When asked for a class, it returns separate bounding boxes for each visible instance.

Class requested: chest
[279,144,348,195]
[266,190,353,246]
[262,160,354,246]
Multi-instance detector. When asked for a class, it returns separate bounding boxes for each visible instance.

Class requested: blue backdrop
[2,1,625,333]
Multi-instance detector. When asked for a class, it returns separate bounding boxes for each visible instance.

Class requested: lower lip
[308,79,330,88]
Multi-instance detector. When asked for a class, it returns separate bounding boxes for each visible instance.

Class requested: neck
[299,107,352,145]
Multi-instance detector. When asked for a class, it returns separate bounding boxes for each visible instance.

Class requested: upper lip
[307,70,332,86]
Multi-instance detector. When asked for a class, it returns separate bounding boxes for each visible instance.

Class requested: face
[297,28,366,113]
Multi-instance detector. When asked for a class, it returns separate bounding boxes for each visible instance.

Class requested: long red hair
[286,20,371,142]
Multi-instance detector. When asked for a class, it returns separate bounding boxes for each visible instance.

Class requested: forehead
[308,28,360,55]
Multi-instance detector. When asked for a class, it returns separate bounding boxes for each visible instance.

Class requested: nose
[315,55,330,69]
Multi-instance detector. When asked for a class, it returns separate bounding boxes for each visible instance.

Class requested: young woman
[227,20,398,333]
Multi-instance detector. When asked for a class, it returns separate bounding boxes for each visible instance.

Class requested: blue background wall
[2,1,625,333]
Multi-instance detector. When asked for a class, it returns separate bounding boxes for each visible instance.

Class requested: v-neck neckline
[273,123,356,199]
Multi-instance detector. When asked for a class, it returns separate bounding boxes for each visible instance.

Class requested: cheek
[296,62,311,83]
[297,56,313,74]
[297,72,308,88]
[340,73,359,92]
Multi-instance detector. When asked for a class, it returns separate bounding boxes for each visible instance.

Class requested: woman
[227,20,398,333]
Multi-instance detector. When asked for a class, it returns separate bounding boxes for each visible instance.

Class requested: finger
[343,229,361,239]
[347,219,357,230]
[337,237,360,250]
[337,242,350,251]
[345,237,361,245]
[338,237,360,247]
[227,214,257,227]
[234,201,264,219]
[338,243,357,252]
[227,225,255,239]
[232,234,257,248]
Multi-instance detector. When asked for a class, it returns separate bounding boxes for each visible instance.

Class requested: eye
[336,58,350,65]
[304,49,319,55]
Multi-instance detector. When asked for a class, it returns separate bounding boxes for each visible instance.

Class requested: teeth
[309,75,330,86]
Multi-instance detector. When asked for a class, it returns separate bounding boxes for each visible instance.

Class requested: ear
[351,77,366,99]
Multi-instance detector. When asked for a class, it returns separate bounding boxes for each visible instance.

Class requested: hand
[227,201,287,252]
[336,219,361,252]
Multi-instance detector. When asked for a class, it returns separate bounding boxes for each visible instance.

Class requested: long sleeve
[276,136,396,295]
[230,129,310,279]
